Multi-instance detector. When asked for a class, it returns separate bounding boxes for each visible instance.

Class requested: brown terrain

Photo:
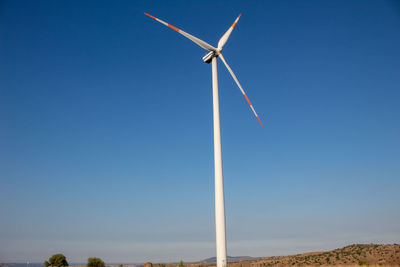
[179,244,400,267]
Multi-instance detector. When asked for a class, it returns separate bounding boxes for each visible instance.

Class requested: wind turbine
[145,12,262,267]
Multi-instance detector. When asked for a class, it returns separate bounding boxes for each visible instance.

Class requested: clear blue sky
[1,0,400,264]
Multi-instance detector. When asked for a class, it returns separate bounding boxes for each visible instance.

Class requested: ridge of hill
[191,244,400,266]
[253,244,400,266]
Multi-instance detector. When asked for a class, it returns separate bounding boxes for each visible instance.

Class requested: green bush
[87,258,105,267]
[44,254,68,267]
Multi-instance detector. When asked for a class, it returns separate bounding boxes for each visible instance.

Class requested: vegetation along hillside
[182,244,400,267]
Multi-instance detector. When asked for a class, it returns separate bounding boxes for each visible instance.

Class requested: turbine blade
[217,14,241,50]
[144,13,216,52]
[219,54,263,127]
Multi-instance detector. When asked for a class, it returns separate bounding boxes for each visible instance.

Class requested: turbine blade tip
[257,116,263,128]
[144,12,157,20]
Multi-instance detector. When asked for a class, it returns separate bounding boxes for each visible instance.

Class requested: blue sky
[1,0,400,264]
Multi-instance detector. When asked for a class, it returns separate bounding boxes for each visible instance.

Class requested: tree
[44,254,69,267]
[87,258,105,267]
[178,261,184,267]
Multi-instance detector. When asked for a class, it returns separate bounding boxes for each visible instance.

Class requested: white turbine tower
[145,13,262,267]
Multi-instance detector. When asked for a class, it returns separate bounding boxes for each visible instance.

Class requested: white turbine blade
[145,13,216,52]
[219,54,263,127]
[217,14,241,50]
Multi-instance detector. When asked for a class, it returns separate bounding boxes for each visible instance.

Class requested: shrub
[87,257,105,267]
[44,254,68,267]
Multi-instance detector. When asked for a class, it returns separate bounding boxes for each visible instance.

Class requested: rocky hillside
[184,244,400,267]
[250,244,400,266]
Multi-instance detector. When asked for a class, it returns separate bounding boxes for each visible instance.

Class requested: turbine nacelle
[202,51,215,64]
[202,50,222,64]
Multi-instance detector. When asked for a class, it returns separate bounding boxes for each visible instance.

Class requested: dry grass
[186,244,400,267]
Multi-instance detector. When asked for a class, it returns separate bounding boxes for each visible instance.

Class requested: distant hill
[184,244,400,267]
[251,244,400,266]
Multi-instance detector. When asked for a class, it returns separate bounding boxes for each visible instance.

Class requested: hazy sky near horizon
[1,0,400,264]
